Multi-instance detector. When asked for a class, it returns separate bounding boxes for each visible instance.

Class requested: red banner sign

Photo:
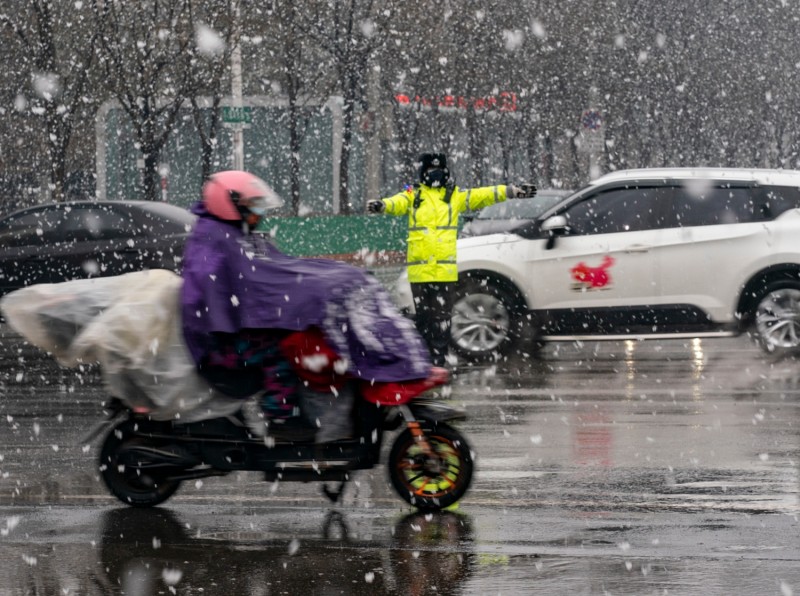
[394,92,518,113]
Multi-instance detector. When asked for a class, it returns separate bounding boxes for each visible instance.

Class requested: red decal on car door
[571,256,615,289]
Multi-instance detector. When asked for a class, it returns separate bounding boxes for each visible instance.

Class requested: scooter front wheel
[99,421,182,508]
[388,422,473,511]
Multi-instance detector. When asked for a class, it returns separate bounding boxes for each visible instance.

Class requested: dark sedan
[459,189,573,238]
[0,201,195,296]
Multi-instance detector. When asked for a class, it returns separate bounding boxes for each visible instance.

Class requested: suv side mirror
[541,215,568,250]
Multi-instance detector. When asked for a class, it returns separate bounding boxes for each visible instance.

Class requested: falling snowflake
[288,538,300,555]
[162,568,183,585]
[195,23,225,57]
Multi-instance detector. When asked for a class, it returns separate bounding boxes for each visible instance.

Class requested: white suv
[394,168,800,359]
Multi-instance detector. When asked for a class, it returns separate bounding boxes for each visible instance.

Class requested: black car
[459,189,573,238]
[0,200,196,296]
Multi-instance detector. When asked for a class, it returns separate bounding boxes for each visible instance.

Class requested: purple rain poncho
[181,203,431,383]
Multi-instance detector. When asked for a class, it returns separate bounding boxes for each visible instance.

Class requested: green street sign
[222,106,252,124]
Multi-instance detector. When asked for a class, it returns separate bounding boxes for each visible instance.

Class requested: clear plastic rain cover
[0,269,241,421]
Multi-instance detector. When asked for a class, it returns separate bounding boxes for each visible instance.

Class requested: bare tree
[186,0,237,183]
[91,0,196,201]
[5,0,800,209]
[0,0,96,201]
[297,0,392,214]
[255,2,326,215]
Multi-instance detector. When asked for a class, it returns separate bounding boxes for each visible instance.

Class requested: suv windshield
[476,190,571,220]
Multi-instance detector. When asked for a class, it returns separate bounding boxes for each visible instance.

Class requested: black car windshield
[476,191,571,220]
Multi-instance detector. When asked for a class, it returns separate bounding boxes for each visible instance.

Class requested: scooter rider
[181,171,432,433]
[366,153,536,366]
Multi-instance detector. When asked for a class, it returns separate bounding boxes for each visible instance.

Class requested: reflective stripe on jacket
[382,184,509,283]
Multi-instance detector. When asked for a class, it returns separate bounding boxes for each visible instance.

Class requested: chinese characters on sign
[394,92,518,113]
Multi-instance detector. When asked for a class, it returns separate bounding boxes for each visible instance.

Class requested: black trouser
[411,281,455,366]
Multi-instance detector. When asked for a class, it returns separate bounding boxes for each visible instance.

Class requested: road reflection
[96,507,474,595]
[1,333,799,593]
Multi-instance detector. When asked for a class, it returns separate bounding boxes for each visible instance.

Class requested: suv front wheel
[450,278,541,361]
[753,281,800,354]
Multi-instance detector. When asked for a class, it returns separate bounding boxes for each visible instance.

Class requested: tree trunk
[524,112,539,185]
[467,109,482,186]
[542,133,553,186]
[288,87,302,215]
[45,108,67,202]
[339,86,357,215]
[143,145,161,201]
[569,133,581,188]
[49,148,66,202]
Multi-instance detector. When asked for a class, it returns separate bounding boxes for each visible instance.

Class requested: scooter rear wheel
[388,422,473,511]
[99,421,182,507]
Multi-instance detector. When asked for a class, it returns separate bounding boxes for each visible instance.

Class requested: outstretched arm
[458,184,508,211]
[367,188,414,215]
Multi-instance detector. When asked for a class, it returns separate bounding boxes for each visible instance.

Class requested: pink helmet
[202,170,283,221]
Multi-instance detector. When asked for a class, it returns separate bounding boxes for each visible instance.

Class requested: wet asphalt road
[0,326,798,595]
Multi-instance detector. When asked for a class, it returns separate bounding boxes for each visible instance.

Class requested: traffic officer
[367,153,535,366]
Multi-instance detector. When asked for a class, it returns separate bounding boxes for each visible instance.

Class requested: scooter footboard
[241,441,375,473]
[136,417,381,474]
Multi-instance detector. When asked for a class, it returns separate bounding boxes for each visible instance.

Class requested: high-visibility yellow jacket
[381,183,509,283]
